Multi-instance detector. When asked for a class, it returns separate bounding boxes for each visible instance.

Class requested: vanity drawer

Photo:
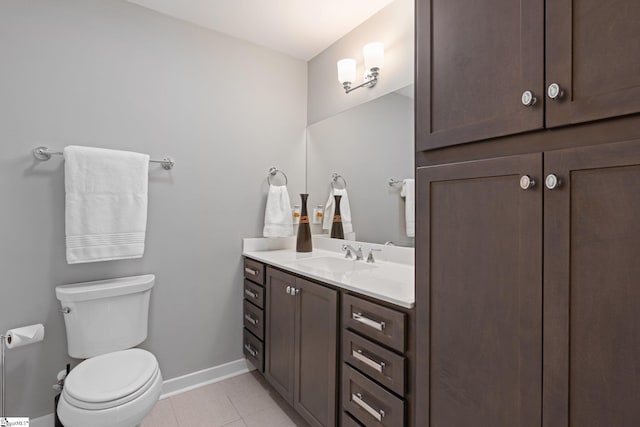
[342,329,406,396]
[244,258,265,285]
[342,411,364,427]
[243,329,264,372]
[342,294,406,352]
[244,279,264,309]
[243,300,264,340]
[342,364,405,427]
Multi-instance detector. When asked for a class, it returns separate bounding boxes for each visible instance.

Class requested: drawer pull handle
[245,289,259,299]
[244,344,258,357]
[352,392,385,421]
[244,267,259,276]
[352,312,386,331]
[353,349,386,373]
[244,314,258,325]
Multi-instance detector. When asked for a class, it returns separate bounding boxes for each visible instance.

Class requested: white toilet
[55,274,162,427]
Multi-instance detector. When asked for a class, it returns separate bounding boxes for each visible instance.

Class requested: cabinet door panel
[294,278,338,427]
[544,140,640,427]
[265,268,296,404]
[416,0,544,150]
[546,0,640,127]
[416,154,542,427]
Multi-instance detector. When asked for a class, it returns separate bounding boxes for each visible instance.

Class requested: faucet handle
[342,244,354,259]
[366,248,382,263]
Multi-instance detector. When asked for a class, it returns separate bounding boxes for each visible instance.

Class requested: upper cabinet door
[545,0,640,127]
[416,0,544,150]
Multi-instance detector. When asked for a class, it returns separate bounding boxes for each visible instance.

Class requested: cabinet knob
[519,175,536,190]
[521,90,537,107]
[547,83,563,100]
[545,174,561,190]
[286,286,291,295]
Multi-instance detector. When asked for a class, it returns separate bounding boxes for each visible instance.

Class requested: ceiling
[127,0,395,60]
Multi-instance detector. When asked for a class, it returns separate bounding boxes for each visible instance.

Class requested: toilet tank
[56,274,155,359]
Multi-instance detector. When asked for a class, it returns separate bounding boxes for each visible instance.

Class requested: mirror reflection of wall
[306,85,414,247]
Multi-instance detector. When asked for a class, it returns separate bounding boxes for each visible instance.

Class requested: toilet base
[57,369,162,427]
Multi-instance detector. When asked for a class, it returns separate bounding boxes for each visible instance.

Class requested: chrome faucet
[342,244,363,260]
[366,248,382,263]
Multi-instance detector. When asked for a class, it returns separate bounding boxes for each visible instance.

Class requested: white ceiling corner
[126,0,395,60]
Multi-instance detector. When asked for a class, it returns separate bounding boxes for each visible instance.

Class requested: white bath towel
[401,178,415,237]
[263,185,294,237]
[64,146,150,264]
[322,188,353,234]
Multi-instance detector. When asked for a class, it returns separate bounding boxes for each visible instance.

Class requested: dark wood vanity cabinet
[341,294,410,427]
[416,0,640,150]
[416,140,640,426]
[265,267,338,427]
[243,258,265,372]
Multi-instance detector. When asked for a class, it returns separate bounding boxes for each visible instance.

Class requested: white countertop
[242,237,415,309]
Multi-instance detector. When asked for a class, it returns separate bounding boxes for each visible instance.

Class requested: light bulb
[337,58,356,84]
[363,42,384,71]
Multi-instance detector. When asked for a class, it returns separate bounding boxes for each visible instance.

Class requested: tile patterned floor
[142,371,310,427]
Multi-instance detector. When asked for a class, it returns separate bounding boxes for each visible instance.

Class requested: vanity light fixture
[337,42,384,94]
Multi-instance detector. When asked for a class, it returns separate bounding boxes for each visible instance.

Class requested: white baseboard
[159,357,254,399]
[30,358,254,426]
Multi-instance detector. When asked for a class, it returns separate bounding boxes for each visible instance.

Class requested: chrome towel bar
[32,146,175,170]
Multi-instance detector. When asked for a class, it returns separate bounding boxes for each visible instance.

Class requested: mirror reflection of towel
[263,184,294,237]
[322,188,353,233]
[401,179,415,237]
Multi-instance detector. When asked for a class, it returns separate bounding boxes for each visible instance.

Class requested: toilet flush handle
[59,307,71,314]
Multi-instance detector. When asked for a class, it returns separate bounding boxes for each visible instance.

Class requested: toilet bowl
[56,275,162,427]
[57,349,162,427]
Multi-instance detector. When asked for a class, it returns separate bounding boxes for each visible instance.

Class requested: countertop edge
[243,250,415,309]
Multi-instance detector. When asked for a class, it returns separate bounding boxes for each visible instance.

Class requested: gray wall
[307,0,414,124]
[0,0,306,418]
[307,92,414,247]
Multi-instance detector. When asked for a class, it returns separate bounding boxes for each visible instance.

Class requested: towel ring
[331,173,347,190]
[268,167,288,185]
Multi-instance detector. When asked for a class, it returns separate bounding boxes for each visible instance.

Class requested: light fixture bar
[343,67,380,93]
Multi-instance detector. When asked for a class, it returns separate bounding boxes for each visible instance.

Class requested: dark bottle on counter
[296,193,313,252]
[330,194,344,239]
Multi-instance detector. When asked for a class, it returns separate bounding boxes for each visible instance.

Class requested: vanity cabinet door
[416,0,544,150]
[416,153,543,427]
[294,278,338,427]
[265,268,297,404]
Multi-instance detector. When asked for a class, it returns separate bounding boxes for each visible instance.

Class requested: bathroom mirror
[306,85,415,247]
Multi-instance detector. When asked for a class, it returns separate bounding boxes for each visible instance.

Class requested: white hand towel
[401,178,415,237]
[64,146,150,264]
[263,185,294,237]
[322,188,353,234]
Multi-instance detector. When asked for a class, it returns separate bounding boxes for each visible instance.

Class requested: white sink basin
[291,257,377,274]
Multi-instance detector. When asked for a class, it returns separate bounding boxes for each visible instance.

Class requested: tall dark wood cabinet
[265,267,337,427]
[416,0,640,425]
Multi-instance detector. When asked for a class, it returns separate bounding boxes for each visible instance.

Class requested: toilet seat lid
[64,348,159,409]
